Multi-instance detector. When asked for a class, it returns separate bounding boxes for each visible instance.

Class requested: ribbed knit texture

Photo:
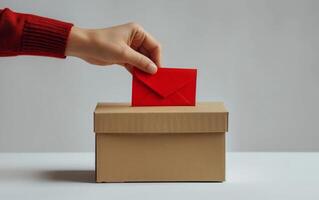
[0,8,73,58]
[21,15,73,58]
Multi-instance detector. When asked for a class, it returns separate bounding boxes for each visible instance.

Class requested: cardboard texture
[94,102,228,182]
[132,67,197,106]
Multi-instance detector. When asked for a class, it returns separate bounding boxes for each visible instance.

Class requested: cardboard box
[94,102,228,182]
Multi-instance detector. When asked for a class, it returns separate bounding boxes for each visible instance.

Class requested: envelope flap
[133,67,197,97]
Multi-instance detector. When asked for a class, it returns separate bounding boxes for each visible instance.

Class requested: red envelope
[132,67,197,106]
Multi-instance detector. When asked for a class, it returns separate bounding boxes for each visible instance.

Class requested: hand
[65,22,161,74]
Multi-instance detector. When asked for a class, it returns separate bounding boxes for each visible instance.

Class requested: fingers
[128,23,162,68]
[141,32,162,68]
[122,47,158,74]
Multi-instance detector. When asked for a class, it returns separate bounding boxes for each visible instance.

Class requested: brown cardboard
[94,102,228,182]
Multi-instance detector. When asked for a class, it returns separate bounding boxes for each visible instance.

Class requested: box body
[94,102,228,182]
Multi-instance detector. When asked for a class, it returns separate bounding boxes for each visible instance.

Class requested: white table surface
[0,152,318,200]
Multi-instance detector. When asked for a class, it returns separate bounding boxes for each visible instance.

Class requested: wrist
[65,26,90,57]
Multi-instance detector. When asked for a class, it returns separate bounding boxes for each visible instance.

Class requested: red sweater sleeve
[0,8,73,58]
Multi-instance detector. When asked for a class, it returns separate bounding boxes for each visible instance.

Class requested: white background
[0,0,318,152]
[1,152,318,199]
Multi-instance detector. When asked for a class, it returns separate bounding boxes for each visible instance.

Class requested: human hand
[65,23,161,74]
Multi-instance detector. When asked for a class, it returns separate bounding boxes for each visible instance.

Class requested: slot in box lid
[94,102,228,134]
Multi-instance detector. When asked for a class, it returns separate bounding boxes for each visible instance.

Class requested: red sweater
[0,8,73,58]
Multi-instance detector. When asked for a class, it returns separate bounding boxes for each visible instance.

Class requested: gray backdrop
[0,0,318,152]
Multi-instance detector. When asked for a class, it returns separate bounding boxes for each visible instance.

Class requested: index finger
[142,32,162,68]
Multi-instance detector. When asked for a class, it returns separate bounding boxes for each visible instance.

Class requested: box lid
[94,102,228,134]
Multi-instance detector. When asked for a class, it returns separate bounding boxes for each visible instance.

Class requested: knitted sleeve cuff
[20,13,73,58]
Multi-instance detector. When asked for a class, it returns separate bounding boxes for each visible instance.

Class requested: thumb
[123,47,158,74]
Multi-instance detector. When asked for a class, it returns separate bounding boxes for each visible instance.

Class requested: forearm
[65,27,90,58]
[0,8,161,74]
[0,8,73,58]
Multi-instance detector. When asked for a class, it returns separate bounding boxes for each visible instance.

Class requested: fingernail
[147,63,158,74]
